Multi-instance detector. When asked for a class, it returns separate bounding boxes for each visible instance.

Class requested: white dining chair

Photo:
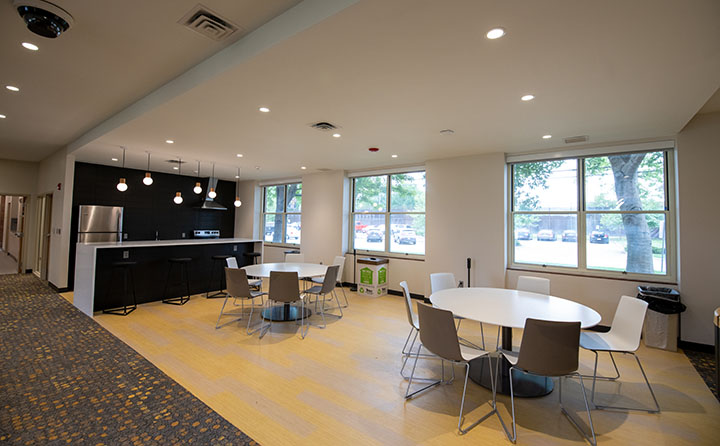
[430,272,484,349]
[399,281,437,380]
[580,295,660,413]
[226,257,262,290]
[516,275,550,295]
[285,253,305,263]
[311,256,348,307]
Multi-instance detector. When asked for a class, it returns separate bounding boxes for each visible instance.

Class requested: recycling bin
[357,257,389,297]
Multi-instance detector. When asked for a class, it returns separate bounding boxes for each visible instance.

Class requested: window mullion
[578,158,586,270]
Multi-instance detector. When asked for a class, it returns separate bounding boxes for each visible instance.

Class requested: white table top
[242,262,328,278]
[430,287,601,329]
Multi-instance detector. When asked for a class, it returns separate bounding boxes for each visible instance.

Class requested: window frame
[262,182,302,246]
[508,148,677,283]
[350,170,426,258]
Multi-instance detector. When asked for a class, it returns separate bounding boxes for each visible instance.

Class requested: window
[263,182,301,244]
[351,171,425,255]
[510,149,673,279]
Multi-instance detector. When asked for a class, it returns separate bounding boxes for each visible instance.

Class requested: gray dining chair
[216,267,266,333]
[406,303,502,435]
[259,271,307,339]
[430,272,485,350]
[311,256,348,307]
[303,265,342,329]
[499,318,596,445]
[226,256,261,290]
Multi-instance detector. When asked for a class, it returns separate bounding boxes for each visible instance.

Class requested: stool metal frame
[163,258,191,305]
[102,261,138,316]
[207,255,230,299]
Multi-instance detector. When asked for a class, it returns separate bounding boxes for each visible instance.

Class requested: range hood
[198,177,227,210]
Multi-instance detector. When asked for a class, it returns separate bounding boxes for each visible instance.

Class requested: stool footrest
[102,304,137,316]
[163,296,190,305]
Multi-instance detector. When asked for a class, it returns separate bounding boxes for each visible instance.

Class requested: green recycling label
[377,267,387,285]
[360,267,373,285]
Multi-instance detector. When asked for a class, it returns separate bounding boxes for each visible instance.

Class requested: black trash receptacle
[637,286,685,351]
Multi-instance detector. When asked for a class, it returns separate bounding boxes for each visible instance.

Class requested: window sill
[264,243,301,249]
[347,251,425,262]
[507,266,678,285]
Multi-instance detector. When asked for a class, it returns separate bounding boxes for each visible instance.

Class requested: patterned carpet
[685,349,719,402]
[0,274,258,445]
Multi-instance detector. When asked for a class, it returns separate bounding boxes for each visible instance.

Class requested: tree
[513,161,563,232]
[266,184,301,243]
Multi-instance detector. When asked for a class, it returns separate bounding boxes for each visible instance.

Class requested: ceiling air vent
[179,4,240,42]
[310,122,338,131]
[564,135,589,144]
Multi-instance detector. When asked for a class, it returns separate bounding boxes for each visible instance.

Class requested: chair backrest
[269,271,301,303]
[226,257,239,269]
[430,272,456,294]
[333,256,346,283]
[320,265,340,294]
[608,295,648,351]
[225,267,252,299]
[399,281,418,330]
[515,318,581,376]
[416,303,463,362]
[517,275,550,295]
[286,253,305,263]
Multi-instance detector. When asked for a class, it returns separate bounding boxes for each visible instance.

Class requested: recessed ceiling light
[236,153,243,157]
[259,107,270,113]
[391,154,398,158]
[235,175,240,179]
[165,139,174,144]
[0,114,6,119]
[173,166,179,170]
[6,86,20,92]
[332,133,341,138]
[111,158,118,162]
[521,94,535,101]
[22,42,39,51]
[542,134,552,139]
[486,28,506,39]
[301,166,307,170]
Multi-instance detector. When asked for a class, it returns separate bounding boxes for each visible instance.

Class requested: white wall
[300,171,347,265]
[234,180,261,239]
[36,149,75,289]
[676,111,720,345]
[0,159,39,272]
[425,153,507,294]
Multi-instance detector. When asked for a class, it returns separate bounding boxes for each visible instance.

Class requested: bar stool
[163,257,192,305]
[103,261,138,316]
[243,252,262,265]
[207,254,231,298]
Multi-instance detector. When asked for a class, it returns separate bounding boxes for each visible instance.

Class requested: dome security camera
[14,0,74,39]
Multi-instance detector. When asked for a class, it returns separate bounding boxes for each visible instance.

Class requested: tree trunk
[609,154,653,273]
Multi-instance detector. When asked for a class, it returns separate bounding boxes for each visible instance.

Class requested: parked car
[537,229,556,241]
[391,224,412,238]
[515,228,532,240]
[590,230,609,244]
[561,230,577,242]
[396,230,417,245]
[366,230,383,243]
[355,221,368,232]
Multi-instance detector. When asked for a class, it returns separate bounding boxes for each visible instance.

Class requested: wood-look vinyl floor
[84,288,719,445]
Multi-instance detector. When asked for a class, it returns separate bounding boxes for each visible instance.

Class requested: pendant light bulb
[143,152,153,185]
[233,167,241,207]
[116,178,128,192]
[193,182,202,194]
[208,188,217,199]
[234,197,242,207]
[173,192,183,205]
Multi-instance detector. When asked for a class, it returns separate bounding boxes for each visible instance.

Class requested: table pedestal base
[262,304,311,321]
[469,355,553,397]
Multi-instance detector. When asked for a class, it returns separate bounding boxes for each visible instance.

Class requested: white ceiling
[4,0,720,181]
[0,0,301,161]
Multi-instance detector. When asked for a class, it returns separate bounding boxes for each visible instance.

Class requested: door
[35,194,53,280]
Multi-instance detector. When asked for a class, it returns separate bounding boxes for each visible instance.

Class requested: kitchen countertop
[77,238,262,249]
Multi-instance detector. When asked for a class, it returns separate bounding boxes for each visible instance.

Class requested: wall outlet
[123,233,128,240]
[233,245,237,251]
[181,232,186,238]
[123,251,129,259]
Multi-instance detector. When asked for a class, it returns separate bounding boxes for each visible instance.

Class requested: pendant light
[173,157,183,205]
[193,161,202,194]
[234,167,242,207]
[116,147,128,192]
[208,163,217,198]
[143,152,153,185]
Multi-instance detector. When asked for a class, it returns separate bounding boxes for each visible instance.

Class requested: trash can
[357,257,389,297]
[637,286,685,352]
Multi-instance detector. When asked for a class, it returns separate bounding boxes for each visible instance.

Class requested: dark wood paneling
[69,162,237,289]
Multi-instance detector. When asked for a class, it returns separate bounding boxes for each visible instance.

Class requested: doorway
[34,193,53,280]
[1,195,28,275]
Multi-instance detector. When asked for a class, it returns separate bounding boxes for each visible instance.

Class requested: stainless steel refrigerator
[78,205,123,243]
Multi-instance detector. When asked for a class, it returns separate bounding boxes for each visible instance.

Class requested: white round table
[430,287,601,397]
[242,263,327,321]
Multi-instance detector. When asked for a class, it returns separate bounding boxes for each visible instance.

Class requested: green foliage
[391,173,426,212]
[513,161,563,211]
[354,176,387,211]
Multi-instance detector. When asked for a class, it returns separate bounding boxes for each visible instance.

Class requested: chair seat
[311,276,323,284]
[460,345,490,362]
[499,348,519,365]
[249,279,262,287]
[250,290,267,298]
[304,285,323,294]
[580,331,637,353]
